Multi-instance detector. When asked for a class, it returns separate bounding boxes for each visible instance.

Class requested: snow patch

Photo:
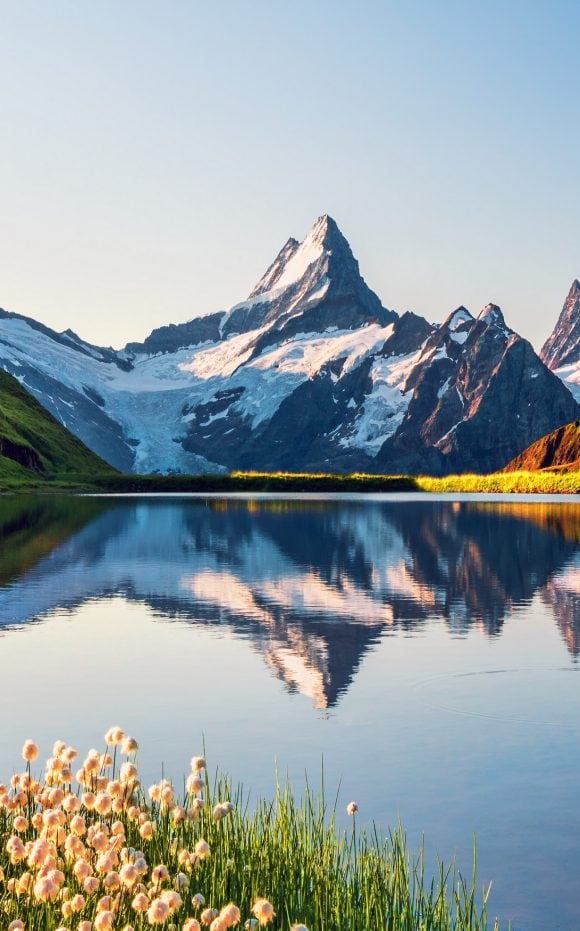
[272,218,327,291]
[339,350,419,455]
[447,308,473,331]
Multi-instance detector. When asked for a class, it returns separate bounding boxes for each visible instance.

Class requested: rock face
[541,280,580,370]
[375,304,578,474]
[0,215,577,474]
[540,280,580,405]
[504,420,580,472]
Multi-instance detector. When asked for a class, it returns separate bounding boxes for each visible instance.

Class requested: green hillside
[0,370,115,486]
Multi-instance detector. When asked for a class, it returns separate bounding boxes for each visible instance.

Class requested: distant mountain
[0,370,113,483]
[541,280,580,370]
[0,215,577,475]
[540,280,580,408]
[504,420,580,472]
[374,303,578,474]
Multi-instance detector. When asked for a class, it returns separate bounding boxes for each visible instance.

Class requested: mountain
[375,303,579,474]
[0,369,113,483]
[540,280,580,407]
[0,215,576,475]
[504,420,580,472]
[541,280,580,371]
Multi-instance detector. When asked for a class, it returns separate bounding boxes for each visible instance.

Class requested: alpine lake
[0,492,578,931]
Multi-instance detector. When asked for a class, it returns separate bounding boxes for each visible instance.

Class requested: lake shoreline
[0,468,579,495]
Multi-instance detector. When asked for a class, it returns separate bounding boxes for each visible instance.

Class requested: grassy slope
[503,419,580,473]
[0,370,114,486]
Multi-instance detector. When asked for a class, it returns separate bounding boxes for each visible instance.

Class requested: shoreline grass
[0,468,578,496]
[0,731,501,930]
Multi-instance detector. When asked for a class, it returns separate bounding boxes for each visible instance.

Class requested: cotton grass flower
[84,875,99,894]
[131,891,150,912]
[161,889,183,913]
[219,903,241,927]
[190,756,206,773]
[122,736,139,755]
[186,773,204,795]
[194,839,210,859]
[139,820,155,840]
[251,899,275,925]
[212,801,234,821]
[104,727,125,746]
[346,801,359,815]
[147,897,170,924]
[22,740,39,762]
[151,863,170,885]
[94,910,115,930]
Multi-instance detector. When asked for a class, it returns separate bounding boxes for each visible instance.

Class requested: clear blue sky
[1,0,579,349]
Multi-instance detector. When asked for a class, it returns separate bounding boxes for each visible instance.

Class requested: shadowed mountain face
[0,496,578,707]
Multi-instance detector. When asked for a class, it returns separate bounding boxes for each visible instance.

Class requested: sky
[1,0,579,351]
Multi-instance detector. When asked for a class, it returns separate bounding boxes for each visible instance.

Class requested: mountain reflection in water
[0,496,578,709]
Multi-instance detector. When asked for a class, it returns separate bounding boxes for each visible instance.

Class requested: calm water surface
[0,493,578,930]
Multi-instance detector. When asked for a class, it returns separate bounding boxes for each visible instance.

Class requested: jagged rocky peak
[249,214,361,299]
[443,306,474,331]
[379,311,435,358]
[420,306,473,355]
[248,236,300,298]
[473,303,514,342]
[221,214,396,338]
[541,279,580,370]
[478,303,506,327]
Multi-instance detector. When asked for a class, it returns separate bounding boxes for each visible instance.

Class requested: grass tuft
[0,734,503,930]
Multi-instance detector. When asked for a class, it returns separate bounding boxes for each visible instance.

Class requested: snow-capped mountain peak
[478,302,504,325]
[248,237,300,298]
[219,215,395,339]
[541,279,580,371]
[249,215,345,299]
[444,306,474,331]
[476,303,512,338]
